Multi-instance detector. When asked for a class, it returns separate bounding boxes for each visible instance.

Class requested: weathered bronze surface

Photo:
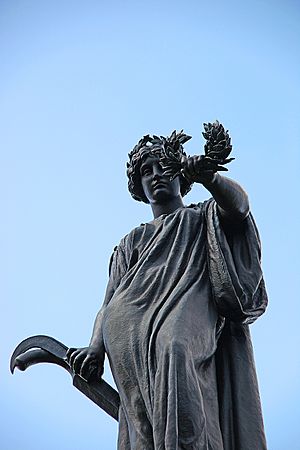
[11,123,268,449]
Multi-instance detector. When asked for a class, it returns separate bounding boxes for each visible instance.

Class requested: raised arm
[182,156,249,223]
[203,173,249,222]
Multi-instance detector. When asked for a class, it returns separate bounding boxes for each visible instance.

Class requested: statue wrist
[89,341,105,355]
[201,172,219,189]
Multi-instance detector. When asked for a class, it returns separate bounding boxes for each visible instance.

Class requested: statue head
[127,131,193,204]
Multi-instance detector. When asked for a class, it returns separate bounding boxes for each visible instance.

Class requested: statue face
[140,155,181,204]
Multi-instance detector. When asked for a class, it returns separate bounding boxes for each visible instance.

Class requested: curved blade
[10,335,120,421]
[10,335,68,373]
[12,348,70,372]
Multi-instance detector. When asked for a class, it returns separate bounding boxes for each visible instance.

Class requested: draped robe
[101,200,268,450]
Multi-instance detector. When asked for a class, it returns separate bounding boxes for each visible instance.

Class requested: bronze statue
[11,122,268,449]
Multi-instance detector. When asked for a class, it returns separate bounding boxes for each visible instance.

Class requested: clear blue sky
[1,1,299,449]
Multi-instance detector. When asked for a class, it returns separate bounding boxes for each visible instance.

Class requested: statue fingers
[72,350,87,374]
[215,165,228,171]
[80,355,96,380]
[67,348,82,368]
[182,156,197,180]
[188,155,204,174]
[66,347,77,363]
[193,155,220,174]
[181,166,193,181]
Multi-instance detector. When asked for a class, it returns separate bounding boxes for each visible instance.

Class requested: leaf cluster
[201,120,234,171]
[159,130,192,181]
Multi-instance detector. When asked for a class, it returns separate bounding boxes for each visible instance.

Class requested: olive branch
[160,120,235,181]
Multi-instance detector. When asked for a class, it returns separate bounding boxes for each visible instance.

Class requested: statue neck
[150,196,184,219]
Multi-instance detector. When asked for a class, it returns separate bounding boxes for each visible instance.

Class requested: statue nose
[153,166,164,178]
[153,172,163,182]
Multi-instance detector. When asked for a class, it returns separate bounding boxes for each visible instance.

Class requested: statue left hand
[181,155,216,185]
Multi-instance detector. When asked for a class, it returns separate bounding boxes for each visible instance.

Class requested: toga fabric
[101,200,268,450]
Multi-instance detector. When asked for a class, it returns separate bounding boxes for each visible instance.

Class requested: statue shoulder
[108,225,139,276]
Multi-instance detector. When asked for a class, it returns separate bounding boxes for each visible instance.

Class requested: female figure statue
[67,128,267,450]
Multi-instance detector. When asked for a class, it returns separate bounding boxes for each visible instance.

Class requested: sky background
[1,1,299,449]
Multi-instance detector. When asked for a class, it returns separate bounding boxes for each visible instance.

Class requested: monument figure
[11,121,268,449]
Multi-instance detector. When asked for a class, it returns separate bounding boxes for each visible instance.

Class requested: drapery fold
[206,200,268,450]
[101,201,267,449]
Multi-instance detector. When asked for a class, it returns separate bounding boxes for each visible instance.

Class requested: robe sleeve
[103,240,129,307]
[92,242,129,355]
[205,199,268,449]
[205,199,268,324]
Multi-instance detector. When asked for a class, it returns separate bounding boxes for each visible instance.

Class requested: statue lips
[152,181,168,191]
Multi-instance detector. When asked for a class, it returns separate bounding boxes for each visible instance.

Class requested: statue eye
[141,166,152,176]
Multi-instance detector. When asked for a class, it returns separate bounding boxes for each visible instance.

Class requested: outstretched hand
[66,346,104,382]
[181,155,217,185]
